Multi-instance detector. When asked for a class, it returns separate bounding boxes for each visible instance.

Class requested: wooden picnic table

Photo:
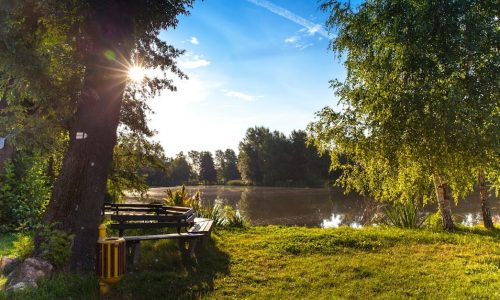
[102,202,214,264]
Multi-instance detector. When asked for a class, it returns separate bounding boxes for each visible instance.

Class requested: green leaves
[0,154,51,232]
[311,0,499,205]
[107,131,167,202]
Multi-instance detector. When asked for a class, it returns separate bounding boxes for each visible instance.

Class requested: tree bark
[433,176,455,231]
[42,4,133,272]
[478,170,494,229]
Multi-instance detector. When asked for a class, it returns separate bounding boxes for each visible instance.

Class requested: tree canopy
[1,0,195,270]
[309,0,499,230]
[238,127,331,187]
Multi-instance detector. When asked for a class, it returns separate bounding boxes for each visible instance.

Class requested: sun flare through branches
[128,65,146,82]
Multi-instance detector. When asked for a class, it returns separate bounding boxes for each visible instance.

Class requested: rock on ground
[5,257,53,293]
[0,257,20,276]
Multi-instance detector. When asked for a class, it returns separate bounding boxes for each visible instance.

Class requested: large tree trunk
[478,170,494,229]
[433,176,455,231]
[42,4,133,272]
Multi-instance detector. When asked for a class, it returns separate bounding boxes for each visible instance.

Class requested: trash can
[96,224,126,294]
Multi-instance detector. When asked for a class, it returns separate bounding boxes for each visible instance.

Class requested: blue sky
[148,0,345,156]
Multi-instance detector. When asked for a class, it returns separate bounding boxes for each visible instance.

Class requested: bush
[379,202,426,229]
[424,211,461,230]
[424,211,443,230]
[197,202,225,227]
[226,180,247,186]
[0,155,51,232]
[12,235,35,260]
[197,200,249,228]
[38,224,74,268]
[223,206,247,228]
[163,185,201,211]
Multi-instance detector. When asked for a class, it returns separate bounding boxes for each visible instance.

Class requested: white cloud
[222,89,261,102]
[284,34,313,51]
[298,43,313,50]
[307,24,322,35]
[247,0,329,38]
[190,37,199,45]
[284,35,299,43]
[179,54,210,69]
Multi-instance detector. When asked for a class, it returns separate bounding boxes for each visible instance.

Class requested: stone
[0,257,20,276]
[5,257,53,293]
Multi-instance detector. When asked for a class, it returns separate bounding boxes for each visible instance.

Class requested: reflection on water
[322,213,343,228]
[128,186,500,227]
[461,213,482,227]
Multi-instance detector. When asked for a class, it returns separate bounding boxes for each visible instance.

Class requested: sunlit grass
[1,226,499,299]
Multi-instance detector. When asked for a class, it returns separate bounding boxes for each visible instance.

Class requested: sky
[148,0,346,156]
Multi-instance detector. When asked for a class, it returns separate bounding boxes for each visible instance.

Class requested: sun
[128,65,145,82]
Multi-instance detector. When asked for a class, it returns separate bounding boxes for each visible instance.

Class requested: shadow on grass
[107,236,230,300]
[454,225,500,238]
[1,233,230,300]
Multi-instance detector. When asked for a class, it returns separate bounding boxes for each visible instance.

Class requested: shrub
[164,185,201,211]
[424,211,461,230]
[197,200,248,228]
[197,202,225,227]
[12,235,35,260]
[0,155,51,232]
[226,180,247,186]
[223,206,247,228]
[38,224,74,268]
[379,202,426,229]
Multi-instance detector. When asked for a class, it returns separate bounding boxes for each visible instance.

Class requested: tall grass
[197,202,225,226]
[197,199,248,228]
[163,185,201,211]
[380,202,426,228]
[163,187,248,228]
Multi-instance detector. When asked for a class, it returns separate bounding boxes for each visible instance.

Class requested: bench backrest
[102,203,196,236]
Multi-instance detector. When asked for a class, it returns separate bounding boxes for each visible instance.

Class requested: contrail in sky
[247,0,330,38]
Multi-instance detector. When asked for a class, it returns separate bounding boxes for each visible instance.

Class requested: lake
[126,186,500,227]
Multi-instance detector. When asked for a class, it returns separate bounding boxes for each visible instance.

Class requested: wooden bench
[188,218,214,247]
[102,203,214,264]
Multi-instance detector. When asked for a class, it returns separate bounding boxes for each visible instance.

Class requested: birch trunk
[478,170,494,229]
[433,175,455,231]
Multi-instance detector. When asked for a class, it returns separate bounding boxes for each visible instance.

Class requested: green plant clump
[380,202,427,228]
[0,156,51,233]
[12,235,34,260]
[37,224,74,268]
[197,202,248,228]
[226,180,247,186]
[164,185,201,211]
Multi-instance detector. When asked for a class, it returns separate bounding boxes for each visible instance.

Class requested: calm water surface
[127,186,500,227]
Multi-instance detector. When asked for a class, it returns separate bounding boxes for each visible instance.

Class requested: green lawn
[1,226,499,299]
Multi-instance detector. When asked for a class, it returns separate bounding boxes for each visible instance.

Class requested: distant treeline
[143,127,336,187]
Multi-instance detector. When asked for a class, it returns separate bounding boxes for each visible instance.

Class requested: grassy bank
[1,226,499,299]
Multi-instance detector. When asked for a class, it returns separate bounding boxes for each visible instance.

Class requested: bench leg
[178,238,197,260]
[202,231,212,247]
[196,231,212,250]
[126,242,141,268]
[132,243,141,265]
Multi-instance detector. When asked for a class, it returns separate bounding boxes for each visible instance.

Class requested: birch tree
[309,0,499,230]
